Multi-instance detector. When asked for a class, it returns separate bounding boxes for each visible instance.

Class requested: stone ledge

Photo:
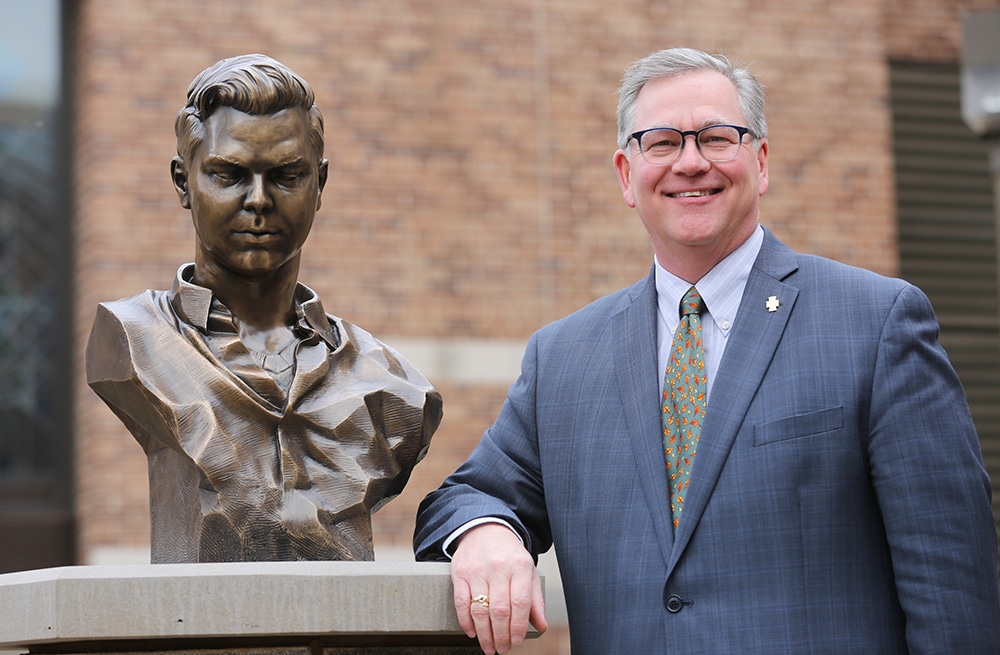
[0,562,496,652]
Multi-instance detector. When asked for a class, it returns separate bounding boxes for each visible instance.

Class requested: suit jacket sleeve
[414,332,551,562]
[866,283,1000,651]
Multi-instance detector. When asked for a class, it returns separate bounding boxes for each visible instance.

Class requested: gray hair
[616,48,767,150]
[175,53,324,163]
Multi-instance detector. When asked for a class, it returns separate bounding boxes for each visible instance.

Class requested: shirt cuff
[441,517,524,559]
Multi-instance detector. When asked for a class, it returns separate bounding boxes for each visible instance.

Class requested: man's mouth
[667,189,720,198]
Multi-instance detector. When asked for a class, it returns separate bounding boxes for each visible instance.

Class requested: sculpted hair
[175,53,325,162]
[615,48,767,150]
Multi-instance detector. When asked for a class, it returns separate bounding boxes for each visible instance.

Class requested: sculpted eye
[274,169,304,186]
[210,167,242,185]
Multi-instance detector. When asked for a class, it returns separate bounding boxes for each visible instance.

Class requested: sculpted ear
[171,156,191,209]
[315,158,329,212]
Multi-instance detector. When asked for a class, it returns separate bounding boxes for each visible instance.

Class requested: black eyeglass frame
[628,124,754,164]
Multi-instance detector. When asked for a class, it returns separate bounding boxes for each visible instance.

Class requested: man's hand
[450,523,548,654]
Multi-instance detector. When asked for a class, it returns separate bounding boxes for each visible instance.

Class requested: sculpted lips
[233,228,280,242]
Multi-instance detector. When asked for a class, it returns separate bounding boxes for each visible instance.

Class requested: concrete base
[0,562,522,654]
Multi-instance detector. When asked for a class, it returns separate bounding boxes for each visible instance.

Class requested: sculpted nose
[244,173,273,213]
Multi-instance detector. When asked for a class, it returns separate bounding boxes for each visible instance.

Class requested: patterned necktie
[661,286,707,531]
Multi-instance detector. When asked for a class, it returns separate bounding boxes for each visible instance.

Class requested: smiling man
[86,55,441,563]
[613,69,768,283]
[414,48,1000,654]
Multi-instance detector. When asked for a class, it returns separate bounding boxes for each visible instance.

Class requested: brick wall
[70,0,996,652]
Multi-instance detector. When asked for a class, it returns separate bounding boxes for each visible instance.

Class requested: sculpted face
[172,106,328,279]
[613,70,768,275]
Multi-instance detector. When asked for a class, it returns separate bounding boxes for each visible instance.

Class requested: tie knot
[680,286,705,318]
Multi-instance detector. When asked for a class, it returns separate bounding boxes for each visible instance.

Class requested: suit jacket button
[665,594,684,613]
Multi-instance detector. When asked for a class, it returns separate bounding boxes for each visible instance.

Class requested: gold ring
[471,594,490,608]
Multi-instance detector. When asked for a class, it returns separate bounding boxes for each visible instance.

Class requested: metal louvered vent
[891,60,1000,526]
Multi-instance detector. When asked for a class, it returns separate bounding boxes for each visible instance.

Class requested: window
[0,0,74,571]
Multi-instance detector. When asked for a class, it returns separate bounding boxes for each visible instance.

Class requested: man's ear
[315,158,329,211]
[613,149,636,208]
[171,156,191,209]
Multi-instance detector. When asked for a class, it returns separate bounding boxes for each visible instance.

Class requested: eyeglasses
[628,125,753,165]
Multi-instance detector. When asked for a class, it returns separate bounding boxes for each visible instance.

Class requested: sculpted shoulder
[86,290,173,385]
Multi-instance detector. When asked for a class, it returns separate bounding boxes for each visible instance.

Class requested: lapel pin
[766,295,780,312]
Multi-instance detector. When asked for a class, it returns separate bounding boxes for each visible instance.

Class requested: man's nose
[244,174,273,213]
[672,135,711,173]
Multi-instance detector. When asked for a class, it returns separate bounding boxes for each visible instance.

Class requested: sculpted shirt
[87,264,442,563]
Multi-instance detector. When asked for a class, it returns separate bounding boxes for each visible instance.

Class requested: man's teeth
[673,190,712,197]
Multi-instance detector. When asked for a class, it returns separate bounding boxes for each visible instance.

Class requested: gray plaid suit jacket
[415,228,1000,653]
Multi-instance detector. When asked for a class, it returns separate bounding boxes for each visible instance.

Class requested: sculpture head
[170,54,329,279]
[174,53,326,168]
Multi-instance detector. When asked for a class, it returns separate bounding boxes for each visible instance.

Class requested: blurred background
[3,1,1000,652]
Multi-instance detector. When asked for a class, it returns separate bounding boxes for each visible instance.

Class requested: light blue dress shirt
[654,225,763,401]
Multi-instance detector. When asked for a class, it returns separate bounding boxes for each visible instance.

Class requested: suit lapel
[613,268,676,559]
[667,231,800,568]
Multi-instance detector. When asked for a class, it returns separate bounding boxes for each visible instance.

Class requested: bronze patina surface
[86,55,441,563]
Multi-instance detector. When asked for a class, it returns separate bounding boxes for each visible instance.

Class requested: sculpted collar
[168,263,341,350]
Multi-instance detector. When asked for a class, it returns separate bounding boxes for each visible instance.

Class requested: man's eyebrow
[644,117,733,131]
[674,118,733,130]
[697,117,735,129]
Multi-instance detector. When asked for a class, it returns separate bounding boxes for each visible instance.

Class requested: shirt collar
[169,263,341,349]
[654,224,764,333]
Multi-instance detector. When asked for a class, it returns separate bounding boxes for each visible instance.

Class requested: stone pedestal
[0,561,523,654]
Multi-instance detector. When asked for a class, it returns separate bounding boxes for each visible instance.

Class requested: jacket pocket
[752,406,844,447]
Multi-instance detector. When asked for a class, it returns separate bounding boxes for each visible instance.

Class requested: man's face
[172,106,328,278]
[613,70,768,269]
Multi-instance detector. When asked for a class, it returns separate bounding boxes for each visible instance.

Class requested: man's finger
[469,589,496,653]
[451,575,476,638]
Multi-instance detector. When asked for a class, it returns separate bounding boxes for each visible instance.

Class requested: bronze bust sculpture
[85,54,442,563]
